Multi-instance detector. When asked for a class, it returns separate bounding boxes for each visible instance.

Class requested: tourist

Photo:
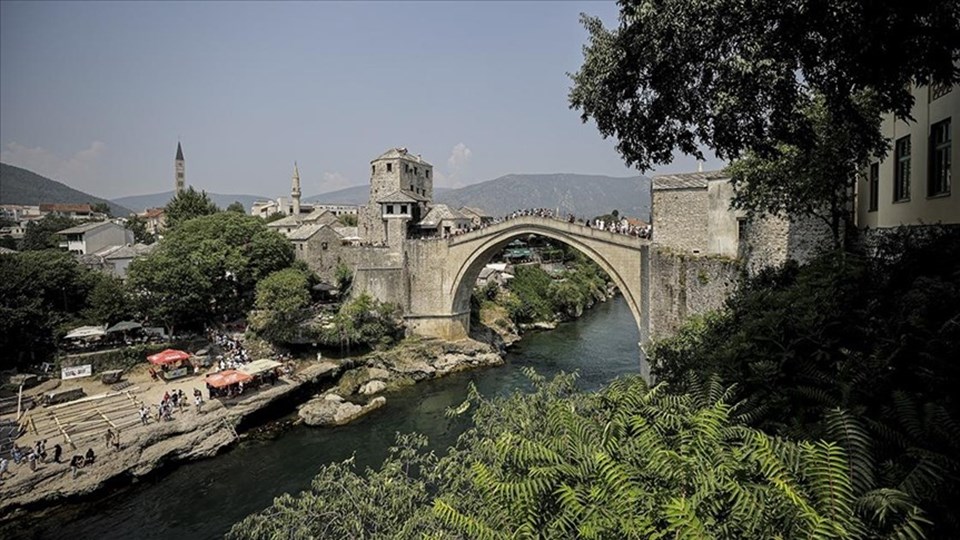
[105,429,114,449]
[53,443,62,464]
[139,404,150,425]
[85,448,96,465]
[38,439,48,462]
[27,450,37,472]
[194,393,203,414]
[0,457,10,481]
[11,445,22,465]
[70,455,82,478]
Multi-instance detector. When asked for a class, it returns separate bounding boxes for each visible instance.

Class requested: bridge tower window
[387,163,392,172]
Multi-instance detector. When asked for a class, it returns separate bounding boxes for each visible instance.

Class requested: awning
[239,359,283,377]
[147,349,191,365]
[205,370,253,388]
[106,321,143,333]
[64,326,107,339]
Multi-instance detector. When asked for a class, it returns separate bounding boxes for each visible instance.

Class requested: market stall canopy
[239,359,283,377]
[106,321,143,333]
[147,349,191,365]
[64,325,107,340]
[205,370,253,388]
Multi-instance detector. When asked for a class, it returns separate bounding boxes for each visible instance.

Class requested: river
[17,296,643,539]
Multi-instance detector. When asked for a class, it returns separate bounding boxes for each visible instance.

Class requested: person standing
[194,393,203,414]
[105,429,114,450]
[0,457,9,481]
[27,450,37,472]
[139,404,149,426]
[53,443,63,464]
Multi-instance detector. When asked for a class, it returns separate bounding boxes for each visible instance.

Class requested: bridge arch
[433,217,649,341]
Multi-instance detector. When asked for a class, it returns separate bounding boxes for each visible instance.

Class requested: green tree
[320,293,403,352]
[649,228,960,537]
[91,201,112,216]
[125,214,155,245]
[164,186,220,229]
[232,373,912,539]
[20,214,80,251]
[569,1,959,240]
[83,274,134,326]
[249,268,312,343]
[226,201,246,213]
[0,250,98,367]
[264,211,286,223]
[127,212,294,335]
[337,213,358,227]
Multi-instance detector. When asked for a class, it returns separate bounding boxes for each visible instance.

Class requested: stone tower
[360,147,433,246]
[174,142,185,195]
[291,162,302,216]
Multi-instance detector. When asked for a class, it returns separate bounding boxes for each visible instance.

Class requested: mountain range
[1,164,651,221]
[0,163,133,217]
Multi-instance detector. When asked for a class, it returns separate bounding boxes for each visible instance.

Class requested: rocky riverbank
[0,336,505,520]
[0,362,339,520]
[298,337,503,427]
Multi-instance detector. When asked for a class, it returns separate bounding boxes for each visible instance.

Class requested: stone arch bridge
[399,216,651,341]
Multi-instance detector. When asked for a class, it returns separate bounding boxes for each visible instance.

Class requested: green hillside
[0,163,133,216]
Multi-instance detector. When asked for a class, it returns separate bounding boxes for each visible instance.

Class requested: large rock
[299,395,386,427]
[358,380,387,395]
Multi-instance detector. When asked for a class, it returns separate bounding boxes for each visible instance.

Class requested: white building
[58,221,134,255]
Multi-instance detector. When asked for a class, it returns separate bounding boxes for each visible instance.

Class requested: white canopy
[64,325,107,339]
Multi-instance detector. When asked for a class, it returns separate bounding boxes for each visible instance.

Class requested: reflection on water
[17,296,642,540]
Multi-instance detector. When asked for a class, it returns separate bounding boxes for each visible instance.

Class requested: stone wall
[652,188,709,253]
[648,247,741,340]
[738,213,834,275]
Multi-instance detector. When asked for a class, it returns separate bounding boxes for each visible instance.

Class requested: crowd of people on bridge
[419,207,652,240]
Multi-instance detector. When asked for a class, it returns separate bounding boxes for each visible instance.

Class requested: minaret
[291,162,301,216]
[175,142,185,195]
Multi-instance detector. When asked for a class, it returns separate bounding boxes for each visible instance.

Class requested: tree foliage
[19,214,80,251]
[569,0,959,240]
[649,228,960,537]
[164,186,220,229]
[0,250,99,368]
[569,0,959,171]
[320,293,404,352]
[231,373,912,539]
[125,214,155,245]
[226,201,246,214]
[249,268,312,343]
[127,212,294,335]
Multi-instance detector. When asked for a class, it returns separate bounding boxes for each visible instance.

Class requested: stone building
[418,204,471,237]
[359,148,433,247]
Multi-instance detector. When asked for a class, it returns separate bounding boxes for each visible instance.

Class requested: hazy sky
[1,1,724,200]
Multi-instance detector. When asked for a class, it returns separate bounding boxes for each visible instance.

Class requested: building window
[410,184,414,191]
[321,242,328,251]
[386,163,392,172]
[894,135,911,202]
[929,118,951,197]
[930,84,952,103]
[386,204,394,215]
[868,162,879,211]
[426,170,430,179]
[737,218,746,241]
[400,204,408,214]
[371,165,376,174]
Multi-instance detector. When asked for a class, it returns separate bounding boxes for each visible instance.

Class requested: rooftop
[372,147,433,167]
[40,203,93,213]
[419,204,468,227]
[58,221,115,235]
[652,170,727,190]
[286,224,326,241]
[376,190,427,204]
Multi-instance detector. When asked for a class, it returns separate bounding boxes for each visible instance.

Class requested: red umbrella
[147,349,191,365]
[205,370,253,388]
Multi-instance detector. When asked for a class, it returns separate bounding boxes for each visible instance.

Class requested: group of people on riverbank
[1,438,102,481]
[141,388,205,424]
[211,330,251,370]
